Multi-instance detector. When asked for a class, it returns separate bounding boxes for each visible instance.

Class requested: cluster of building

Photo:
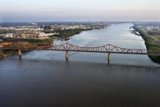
[136,24,160,35]
[0,25,56,39]
[48,24,93,30]
[0,31,54,39]
[137,24,160,31]
[0,26,42,31]
[0,22,106,40]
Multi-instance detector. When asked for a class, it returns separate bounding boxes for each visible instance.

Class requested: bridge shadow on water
[4,56,160,73]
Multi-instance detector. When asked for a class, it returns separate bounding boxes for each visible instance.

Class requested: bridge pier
[65,50,69,62]
[18,49,22,60]
[107,53,111,65]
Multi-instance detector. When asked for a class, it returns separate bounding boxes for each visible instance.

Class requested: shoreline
[133,25,160,64]
[0,28,106,60]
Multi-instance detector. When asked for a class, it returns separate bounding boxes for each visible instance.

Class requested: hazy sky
[0,0,160,22]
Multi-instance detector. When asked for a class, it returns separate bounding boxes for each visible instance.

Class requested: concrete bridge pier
[18,49,22,60]
[107,53,111,65]
[65,50,69,62]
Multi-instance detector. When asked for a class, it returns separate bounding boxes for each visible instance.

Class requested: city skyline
[0,0,160,22]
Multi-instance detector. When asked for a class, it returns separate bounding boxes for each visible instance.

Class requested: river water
[23,23,159,66]
[0,23,160,107]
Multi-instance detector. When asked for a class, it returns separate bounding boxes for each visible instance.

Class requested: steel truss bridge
[37,42,159,55]
[1,42,160,64]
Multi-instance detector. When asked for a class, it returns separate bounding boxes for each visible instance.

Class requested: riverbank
[133,25,160,64]
[0,39,49,60]
[44,27,106,40]
[0,28,99,60]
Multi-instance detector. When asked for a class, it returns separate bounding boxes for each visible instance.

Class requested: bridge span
[1,42,160,64]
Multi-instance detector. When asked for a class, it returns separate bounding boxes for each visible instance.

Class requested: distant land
[0,21,160,27]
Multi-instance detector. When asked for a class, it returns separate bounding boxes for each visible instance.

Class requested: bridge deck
[0,43,160,56]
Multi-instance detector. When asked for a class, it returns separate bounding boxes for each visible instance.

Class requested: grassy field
[134,26,160,63]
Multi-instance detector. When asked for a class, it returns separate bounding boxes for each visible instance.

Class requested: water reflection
[0,59,160,107]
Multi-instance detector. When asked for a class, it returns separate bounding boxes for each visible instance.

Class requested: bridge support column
[65,50,69,62]
[18,49,22,60]
[107,53,111,65]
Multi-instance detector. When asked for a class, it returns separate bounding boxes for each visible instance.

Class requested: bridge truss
[37,42,160,56]
[1,42,160,64]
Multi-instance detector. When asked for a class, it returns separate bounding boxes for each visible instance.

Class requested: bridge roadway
[0,43,160,64]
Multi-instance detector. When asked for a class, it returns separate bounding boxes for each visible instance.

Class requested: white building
[5,33,14,38]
